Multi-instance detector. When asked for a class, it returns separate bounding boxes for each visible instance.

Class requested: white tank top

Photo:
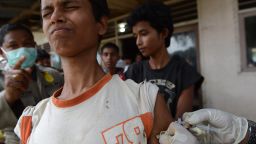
[15,74,159,144]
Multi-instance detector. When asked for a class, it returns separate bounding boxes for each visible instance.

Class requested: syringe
[177,118,217,135]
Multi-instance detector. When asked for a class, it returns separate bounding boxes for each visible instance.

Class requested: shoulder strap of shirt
[15,98,49,144]
[20,116,32,144]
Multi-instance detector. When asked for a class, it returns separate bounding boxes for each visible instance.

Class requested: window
[238,0,256,71]
[168,24,200,71]
[239,9,256,71]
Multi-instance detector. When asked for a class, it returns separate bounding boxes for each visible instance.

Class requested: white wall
[198,0,256,121]
[33,31,48,45]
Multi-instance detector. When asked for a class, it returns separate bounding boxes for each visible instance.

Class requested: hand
[159,122,199,144]
[183,108,248,144]
[4,56,32,105]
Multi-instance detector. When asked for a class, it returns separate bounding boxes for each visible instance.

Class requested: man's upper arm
[149,92,173,144]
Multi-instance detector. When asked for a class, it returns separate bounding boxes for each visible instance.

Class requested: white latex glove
[183,109,248,144]
[159,122,199,144]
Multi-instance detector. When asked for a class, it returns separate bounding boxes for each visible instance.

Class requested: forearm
[149,93,173,144]
[240,132,249,144]
[175,101,192,120]
[175,86,193,120]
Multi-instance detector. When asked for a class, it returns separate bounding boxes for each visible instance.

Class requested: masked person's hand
[4,56,32,105]
[159,122,199,144]
[183,108,248,144]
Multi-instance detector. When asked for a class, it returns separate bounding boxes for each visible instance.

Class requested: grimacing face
[41,0,107,57]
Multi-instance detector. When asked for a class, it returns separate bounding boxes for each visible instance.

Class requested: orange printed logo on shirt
[102,116,147,144]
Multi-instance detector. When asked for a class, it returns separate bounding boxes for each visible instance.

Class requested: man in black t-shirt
[125,1,204,119]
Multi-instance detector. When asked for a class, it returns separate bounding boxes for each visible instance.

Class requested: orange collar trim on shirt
[52,74,112,108]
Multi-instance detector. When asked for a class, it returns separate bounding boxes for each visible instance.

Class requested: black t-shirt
[125,55,204,117]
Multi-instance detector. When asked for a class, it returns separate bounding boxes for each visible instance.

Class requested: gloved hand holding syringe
[177,118,214,143]
[158,118,213,144]
[159,109,248,144]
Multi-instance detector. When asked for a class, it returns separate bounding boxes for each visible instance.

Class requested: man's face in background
[101,47,119,69]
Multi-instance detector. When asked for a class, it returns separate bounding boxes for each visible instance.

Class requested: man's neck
[59,53,105,100]
[149,49,170,69]
[108,67,117,75]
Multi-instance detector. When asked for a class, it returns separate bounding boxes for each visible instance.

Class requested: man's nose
[107,55,112,60]
[136,36,142,46]
[50,9,66,24]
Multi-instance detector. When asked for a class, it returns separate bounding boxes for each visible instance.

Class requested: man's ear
[161,28,169,39]
[97,16,108,35]
[116,55,120,61]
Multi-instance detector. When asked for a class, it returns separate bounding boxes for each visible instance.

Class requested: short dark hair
[89,0,110,21]
[100,42,119,54]
[0,23,34,46]
[127,1,174,47]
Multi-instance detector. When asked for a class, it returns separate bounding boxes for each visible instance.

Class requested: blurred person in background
[123,57,132,72]
[100,42,124,76]
[50,52,63,72]
[0,23,63,144]
[36,48,51,67]
[115,58,125,69]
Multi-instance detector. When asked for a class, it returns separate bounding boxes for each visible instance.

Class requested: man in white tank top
[14,0,173,143]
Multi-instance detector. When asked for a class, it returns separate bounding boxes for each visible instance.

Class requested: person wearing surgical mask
[0,23,64,144]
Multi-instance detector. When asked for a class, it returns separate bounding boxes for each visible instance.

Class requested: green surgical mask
[2,47,37,69]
